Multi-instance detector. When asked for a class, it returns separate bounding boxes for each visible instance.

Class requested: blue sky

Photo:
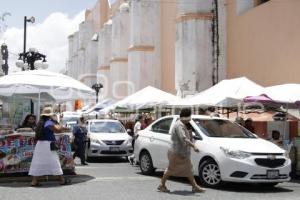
[1,0,97,28]
[0,0,98,73]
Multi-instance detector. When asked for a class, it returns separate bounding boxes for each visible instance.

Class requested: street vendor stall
[0,130,74,174]
[0,70,95,174]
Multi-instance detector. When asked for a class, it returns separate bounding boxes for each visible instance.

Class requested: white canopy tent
[83,99,116,114]
[0,70,95,117]
[263,84,300,104]
[168,77,264,108]
[100,86,181,113]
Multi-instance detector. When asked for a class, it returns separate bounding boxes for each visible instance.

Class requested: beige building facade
[228,0,300,86]
[67,0,300,101]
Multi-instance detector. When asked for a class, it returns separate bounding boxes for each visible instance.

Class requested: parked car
[134,115,291,188]
[61,112,80,126]
[85,119,133,160]
[66,121,77,132]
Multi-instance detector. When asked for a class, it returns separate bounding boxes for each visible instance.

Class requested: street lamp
[16,48,48,70]
[92,83,103,103]
[23,16,35,65]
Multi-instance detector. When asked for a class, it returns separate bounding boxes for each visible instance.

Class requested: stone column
[97,21,112,99]
[128,0,161,94]
[85,40,98,87]
[67,34,74,78]
[78,21,93,81]
[111,3,130,100]
[78,21,93,50]
[78,49,85,80]
[176,0,214,96]
[72,32,79,80]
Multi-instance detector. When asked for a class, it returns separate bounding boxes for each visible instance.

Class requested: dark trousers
[73,142,86,164]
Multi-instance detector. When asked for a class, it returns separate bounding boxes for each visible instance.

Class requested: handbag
[50,141,59,151]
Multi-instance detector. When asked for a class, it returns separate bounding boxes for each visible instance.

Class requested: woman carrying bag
[29,106,71,187]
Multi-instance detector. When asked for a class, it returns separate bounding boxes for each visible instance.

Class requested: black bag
[50,141,59,151]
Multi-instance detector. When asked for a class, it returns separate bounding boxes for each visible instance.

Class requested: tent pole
[38,92,41,119]
[283,103,289,147]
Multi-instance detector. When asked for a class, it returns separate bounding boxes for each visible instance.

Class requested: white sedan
[85,119,133,160]
[134,115,291,188]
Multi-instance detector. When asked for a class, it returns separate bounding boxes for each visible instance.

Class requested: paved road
[0,157,299,200]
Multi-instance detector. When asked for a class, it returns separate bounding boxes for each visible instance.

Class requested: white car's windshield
[62,117,79,125]
[90,121,126,133]
[193,119,256,138]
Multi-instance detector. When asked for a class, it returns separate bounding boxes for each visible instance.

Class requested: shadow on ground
[86,156,129,164]
[136,170,295,194]
[0,174,95,188]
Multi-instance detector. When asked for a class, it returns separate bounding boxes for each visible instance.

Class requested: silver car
[85,119,133,160]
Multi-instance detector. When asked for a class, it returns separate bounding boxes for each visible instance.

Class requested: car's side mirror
[127,129,133,136]
[193,134,202,140]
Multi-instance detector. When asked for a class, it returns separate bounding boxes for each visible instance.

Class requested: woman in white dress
[29,106,70,186]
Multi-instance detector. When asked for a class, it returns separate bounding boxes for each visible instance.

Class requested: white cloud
[0,11,85,73]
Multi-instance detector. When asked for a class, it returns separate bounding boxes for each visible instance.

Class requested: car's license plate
[109,147,120,152]
[267,170,279,179]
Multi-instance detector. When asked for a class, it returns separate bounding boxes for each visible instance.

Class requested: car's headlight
[284,150,290,159]
[91,138,102,145]
[220,147,251,159]
[124,139,132,146]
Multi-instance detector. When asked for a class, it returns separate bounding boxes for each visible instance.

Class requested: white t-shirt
[134,121,141,137]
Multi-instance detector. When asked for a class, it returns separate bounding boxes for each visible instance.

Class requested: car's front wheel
[199,159,222,188]
[139,151,155,175]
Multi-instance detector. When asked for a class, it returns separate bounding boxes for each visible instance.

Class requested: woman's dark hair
[180,108,192,118]
[135,115,143,122]
[35,116,50,140]
[21,114,36,127]
[272,130,280,140]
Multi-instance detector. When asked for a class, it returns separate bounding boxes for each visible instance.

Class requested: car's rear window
[193,119,255,138]
[90,121,126,133]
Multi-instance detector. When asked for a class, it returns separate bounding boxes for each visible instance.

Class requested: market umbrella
[0,70,95,116]
[243,94,274,104]
[0,70,94,101]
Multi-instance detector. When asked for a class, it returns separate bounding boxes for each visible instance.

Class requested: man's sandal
[192,186,206,193]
